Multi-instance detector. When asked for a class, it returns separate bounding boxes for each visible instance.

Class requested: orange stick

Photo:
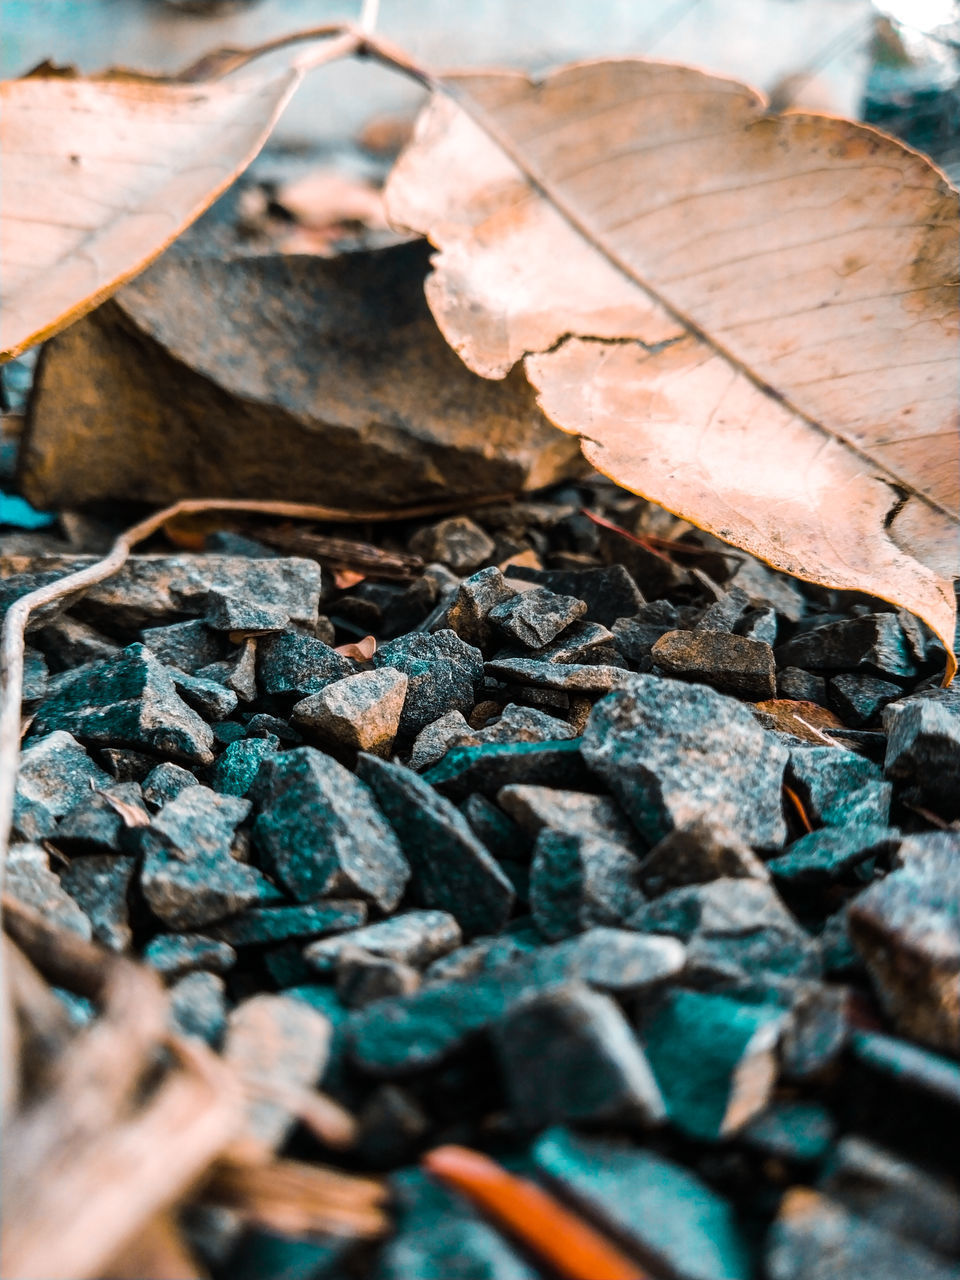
[783,784,814,834]
[422,1145,648,1280]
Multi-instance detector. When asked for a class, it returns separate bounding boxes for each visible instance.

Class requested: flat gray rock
[6,844,92,939]
[767,1190,960,1280]
[13,730,112,840]
[494,983,665,1127]
[848,844,960,1053]
[304,910,461,974]
[292,668,408,757]
[3,554,322,630]
[582,674,788,847]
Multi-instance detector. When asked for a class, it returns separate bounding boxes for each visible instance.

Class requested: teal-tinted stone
[529,829,646,941]
[461,793,530,864]
[496,784,641,851]
[786,746,890,828]
[22,646,48,702]
[630,878,820,981]
[766,1189,959,1280]
[829,673,901,728]
[848,846,960,1051]
[883,698,960,819]
[850,1030,960,1108]
[204,591,289,634]
[169,971,227,1046]
[582,674,788,847]
[212,900,367,947]
[374,1169,539,1280]
[141,841,265,929]
[423,738,590,802]
[263,943,314,989]
[212,720,247,745]
[14,730,112,840]
[356,754,514,937]
[6,844,92,938]
[54,781,149,853]
[228,1229,349,1280]
[140,618,224,674]
[494,982,665,1127]
[151,785,250,858]
[256,631,355,702]
[31,643,214,764]
[143,931,236,979]
[483,656,631,694]
[533,1127,753,1280]
[348,927,684,1075]
[774,613,917,678]
[768,826,901,883]
[209,734,279,797]
[742,1101,836,1163]
[142,762,197,808]
[59,854,136,951]
[169,667,238,720]
[505,563,643,626]
[818,1135,960,1255]
[641,988,785,1140]
[304,910,461,974]
[253,748,409,909]
[372,628,483,738]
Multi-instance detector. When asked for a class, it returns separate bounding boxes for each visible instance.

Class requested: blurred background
[3,0,959,169]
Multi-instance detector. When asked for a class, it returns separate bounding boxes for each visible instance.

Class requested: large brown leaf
[0,29,355,362]
[385,61,960,678]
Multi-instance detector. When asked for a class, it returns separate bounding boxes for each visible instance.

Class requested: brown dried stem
[1,942,243,1280]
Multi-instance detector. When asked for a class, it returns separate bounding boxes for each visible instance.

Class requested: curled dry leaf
[94,785,152,829]
[385,61,960,678]
[336,634,377,661]
[0,27,357,361]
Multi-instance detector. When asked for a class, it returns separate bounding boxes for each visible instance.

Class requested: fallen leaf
[423,1144,647,1280]
[333,568,368,591]
[335,635,376,661]
[385,61,960,679]
[754,698,847,745]
[94,785,151,829]
[0,27,357,361]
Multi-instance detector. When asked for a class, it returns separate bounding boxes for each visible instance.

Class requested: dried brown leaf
[0,27,358,361]
[203,1152,388,1239]
[335,634,377,661]
[386,62,960,678]
[95,785,151,829]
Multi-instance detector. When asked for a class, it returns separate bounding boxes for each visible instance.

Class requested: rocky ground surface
[3,474,960,1280]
